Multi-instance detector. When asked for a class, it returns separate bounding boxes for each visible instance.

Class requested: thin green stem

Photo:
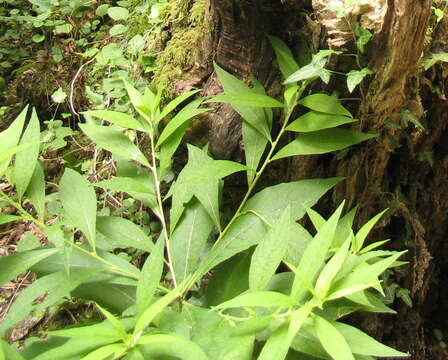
[148,131,178,288]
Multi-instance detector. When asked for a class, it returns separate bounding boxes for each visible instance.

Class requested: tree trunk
[168,0,448,358]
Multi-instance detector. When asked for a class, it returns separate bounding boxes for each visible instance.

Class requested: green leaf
[95,303,127,340]
[354,209,388,252]
[136,236,164,315]
[81,343,126,360]
[51,88,67,103]
[273,129,377,160]
[137,333,209,360]
[159,123,188,176]
[0,340,24,360]
[314,315,355,360]
[133,284,184,336]
[206,93,284,108]
[214,291,296,310]
[290,203,344,301]
[108,6,129,20]
[83,110,144,131]
[110,24,128,36]
[257,324,290,360]
[204,252,251,306]
[214,63,271,139]
[97,216,153,252]
[14,108,40,200]
[315,237,351,298]
[198,178,342,274]
[95,176,154,195]
[0,214,22,225]
[0,248,58,286]
[298,94,352,117]
[60,168,97,249]
[268,35,300,79]
[16,233,40,252]
[156,100,210,146]
[123,80,151,122]
[27,162,46,219]
[0,105,27,176]
[171,199,213,283]
[355,23,373,53]
[286,111,357,133]
[333,322,408,357]
[80,124,150,167]
[305,207,326,231]
[249,206,292,290]
[423,52,448,70]
[157,89,202,122]
[347,68,373,93]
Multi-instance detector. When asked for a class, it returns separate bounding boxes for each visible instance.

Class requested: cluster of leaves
[0,36,408,359]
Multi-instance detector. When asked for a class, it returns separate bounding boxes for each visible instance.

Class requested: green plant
[0,36,408,359]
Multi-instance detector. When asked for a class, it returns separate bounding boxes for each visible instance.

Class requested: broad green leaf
[137,333,209,360]
[214,291,296,310]
[204,252,251,306]
[81,343,127,360]
[291,203,344,301]
[206,93,284,108]
[334,321,408,357]
[214,63,271,139]
[14,108,40,199]
[345,291,395,313]
[48,323,122,341]
[354,209,388,252]
[27,162,45,219]
[133,284,183,336]
[157,100,210,146]
[171,199,213,283]
[273,129,377,160]
[83,110,144,131]
[80,124,150,167]
[60,168,97,249]
[0,248,57,286]
[51,88,67,103]
[268,35,300,79]
[314,315,355,360]
[284,222,312,266]
[0,340,24,360]
[94,176,154,195]
[0,214,22,225]
[123,80,151,123]
[0,143,33,163]
[157,89,202,122]
[257,324,290,360]
[298,94,352,117]
[306,207,326,231]
[347,68,373,93]
[423,52,448,70]
[0,106,27,176]
[108,6,129,20]
[110,24,128,36]
[286,111,357,133]
[249,206,292,290]
[198,178,342,274]
[233,316,272,337]
[315,237,351,298]
[136,236,164,315]
[217,335,254,360]
[95,304,127,340]
[97,216,152,252]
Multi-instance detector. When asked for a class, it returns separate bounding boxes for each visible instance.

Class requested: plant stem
[148,132,178,288]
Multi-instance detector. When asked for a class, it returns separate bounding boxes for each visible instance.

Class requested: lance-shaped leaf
[206,93,284,108]
[286,111,357,133]
[0,106,27,176]
[268,35,300,79]
[97,216,153,252]
[80,124,150,167]
[298,94,352,117]
[249,206,292,291]
[215,291,297,310]
[0,215,22,226]
[81,343,126,360]
[14,108,40,200]
[82,110,144,131]
[314,315,355,360]
[273,129,377,160]
[171,199,213,283]
[354,209,388,252]
[27,162,45,220]
[0,248,58,286]
[0,340,24,360]
[156,99,210,146]
[136,236,164,315]
[157,88,202,122]
[60,169,97,249]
